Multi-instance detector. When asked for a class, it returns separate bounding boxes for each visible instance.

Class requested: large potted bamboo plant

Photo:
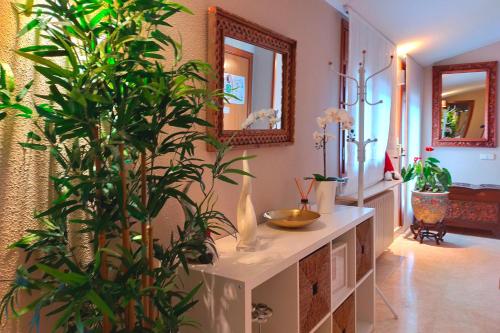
[0,1,248,332]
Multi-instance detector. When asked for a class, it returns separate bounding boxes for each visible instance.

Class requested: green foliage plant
[401,148,452,193]
[0,0,251,332]
[0,62,34,121]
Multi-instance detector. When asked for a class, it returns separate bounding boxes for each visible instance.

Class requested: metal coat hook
[330,49,394,207]
[329,51,394,107]
[329,61,360,107]
[365,54,394,106]
[333,49,399,322]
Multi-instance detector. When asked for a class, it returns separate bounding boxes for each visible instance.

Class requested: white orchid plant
[241,108,278,129]
[313,107,354,181]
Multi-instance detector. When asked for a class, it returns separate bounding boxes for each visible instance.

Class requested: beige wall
[156,0,342,240]
[0,1,53,332]
[0,0,342,331]
[422,41,500,185]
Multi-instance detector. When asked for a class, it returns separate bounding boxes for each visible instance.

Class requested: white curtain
[403,56,424,227]
[343,10,397,195]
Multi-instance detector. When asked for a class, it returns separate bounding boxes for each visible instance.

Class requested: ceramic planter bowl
[411,190,449,224]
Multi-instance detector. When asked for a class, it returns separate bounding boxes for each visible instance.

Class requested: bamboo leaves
[0,63,34,121]
[89,8,113,29]
[84,291,115,321]
[17,18,40,37]
[16,51,72,78]
[1,1,248,332]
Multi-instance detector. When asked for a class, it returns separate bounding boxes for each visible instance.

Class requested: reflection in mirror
[441,71,487,139]
[207,7,296,149]
[223,37,283,130]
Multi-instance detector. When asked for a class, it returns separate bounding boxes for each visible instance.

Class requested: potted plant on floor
[312,107,353,214]
[401,147,452,224]
[0,1,247,332]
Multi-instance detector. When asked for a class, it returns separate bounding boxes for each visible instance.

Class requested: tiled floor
[375,232,500,333]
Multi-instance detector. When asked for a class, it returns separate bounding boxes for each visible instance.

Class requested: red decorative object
[384,152,395,172]
[425,146,434,152]
[432,61,497,148]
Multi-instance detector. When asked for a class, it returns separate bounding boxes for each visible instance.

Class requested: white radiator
[365,190,395,258]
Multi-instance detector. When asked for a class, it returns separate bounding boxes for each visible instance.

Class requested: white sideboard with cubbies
[181,205,375,333]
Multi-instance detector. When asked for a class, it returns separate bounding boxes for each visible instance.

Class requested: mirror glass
[223,37,283,131]
[440,71,487,139]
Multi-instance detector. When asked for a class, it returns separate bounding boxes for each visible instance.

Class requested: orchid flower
[241,108,278,129]
[313,107,354,180]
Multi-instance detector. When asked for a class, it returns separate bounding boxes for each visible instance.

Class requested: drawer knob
[312,282,319,295]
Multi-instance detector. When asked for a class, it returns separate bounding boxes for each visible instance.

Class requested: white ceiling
[330,0,500,66]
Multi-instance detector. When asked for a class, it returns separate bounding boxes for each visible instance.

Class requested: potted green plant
[312,107,352,213]
[0,1,248,332]
[401,147,452,224]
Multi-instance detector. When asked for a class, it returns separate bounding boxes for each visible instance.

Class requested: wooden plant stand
[410,220,447,245]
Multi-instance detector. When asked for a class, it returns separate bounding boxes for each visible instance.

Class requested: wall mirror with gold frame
[207,7,296,149]
[432,61,497,147]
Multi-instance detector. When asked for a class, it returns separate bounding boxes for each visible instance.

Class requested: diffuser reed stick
[294,178,315,210]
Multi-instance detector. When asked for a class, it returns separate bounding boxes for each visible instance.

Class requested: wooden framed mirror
[432,61,497,147]
[207,7,296,149]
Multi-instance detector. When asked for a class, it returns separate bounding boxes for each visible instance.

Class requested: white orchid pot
[315,181,337,214]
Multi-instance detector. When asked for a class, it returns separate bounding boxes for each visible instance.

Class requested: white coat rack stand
[337,50,398,319]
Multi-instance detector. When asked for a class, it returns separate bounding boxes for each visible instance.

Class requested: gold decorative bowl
[263,209,321,228]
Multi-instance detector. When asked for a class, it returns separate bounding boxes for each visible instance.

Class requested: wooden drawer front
[299,244,331,333]
[332,294,355,333]
[356,220,373,282]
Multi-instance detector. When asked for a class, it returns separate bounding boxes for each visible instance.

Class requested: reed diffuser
[294,177,315,210]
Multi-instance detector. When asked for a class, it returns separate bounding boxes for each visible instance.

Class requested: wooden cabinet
[445,183,500,238]
[299,245,331,333]
[356,220,373,282]
[332,294,355,333]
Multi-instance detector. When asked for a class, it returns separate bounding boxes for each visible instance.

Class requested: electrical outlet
[480,153,496,160]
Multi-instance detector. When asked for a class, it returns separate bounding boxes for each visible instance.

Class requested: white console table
[181,205,375,333]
